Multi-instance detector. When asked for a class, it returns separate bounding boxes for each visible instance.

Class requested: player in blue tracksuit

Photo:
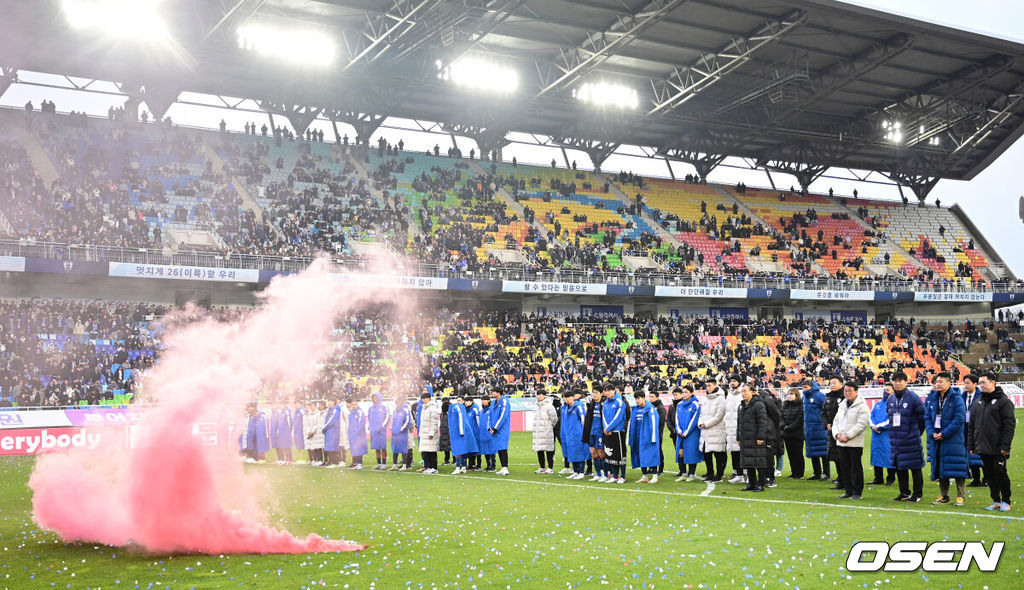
[478,397,496,471]
[601,382,627,483]
[488,386,512,475]
[868,384,894,485]
[243,403,270,462]
[391,397,412,470]
[674,386,704,480]
[629,390,661,483]
[322,398,343,467]
[368,392,391,469]
[347,398,368,468]
[271,401,293,463]
[584,388,606,480]
[560,390,589,478]
[448,394,478,473]
[291,399,305,463]
[465,397,482,470]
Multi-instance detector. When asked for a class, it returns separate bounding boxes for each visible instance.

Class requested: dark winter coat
[924,388,969,480]
[802,384,828,458]
[886,388,926,470]
[737,394,768,469]
[780,399,804,440]
[967,387,1016,457]
[760,392,783,456]
[439,402,451,452]
[823,388,844,461]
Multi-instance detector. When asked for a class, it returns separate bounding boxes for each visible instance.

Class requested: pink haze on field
[28,258,411,554]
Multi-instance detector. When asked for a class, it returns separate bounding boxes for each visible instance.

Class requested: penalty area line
[375,469,1024,522]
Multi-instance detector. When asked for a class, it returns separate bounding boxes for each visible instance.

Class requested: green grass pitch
[1,416,1022,589]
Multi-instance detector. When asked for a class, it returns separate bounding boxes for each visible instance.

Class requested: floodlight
[237,24,336,67]
[63,0,170,41]
[437,58,519,93]
[573,82,639,109]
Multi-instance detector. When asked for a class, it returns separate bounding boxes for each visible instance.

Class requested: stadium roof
[5,0,1024,195]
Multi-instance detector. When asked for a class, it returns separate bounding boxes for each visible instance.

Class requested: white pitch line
[700,480,716,497]
[367,468,1024,522]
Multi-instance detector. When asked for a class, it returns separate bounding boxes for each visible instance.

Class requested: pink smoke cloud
[28,258,414,554]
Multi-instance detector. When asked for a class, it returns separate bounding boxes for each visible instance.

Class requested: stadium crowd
[5,109,1024,292]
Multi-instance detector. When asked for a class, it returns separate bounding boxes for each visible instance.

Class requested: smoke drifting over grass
[29,258,416,554]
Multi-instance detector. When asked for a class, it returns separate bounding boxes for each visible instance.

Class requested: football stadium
[0,0,1023,587]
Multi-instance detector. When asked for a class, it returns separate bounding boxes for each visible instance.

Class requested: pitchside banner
[0,255,26,272]
[503,281,608,295]
[654,286,748,298]
[913,291,994,302]
[791,289,875,301]
[327,273,448,290]
[108,262,261,283]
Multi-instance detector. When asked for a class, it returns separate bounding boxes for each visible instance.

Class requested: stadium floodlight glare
[436,57,519,94]
[573,82,639,109]
[237,24,336,67]
[62,0,170,41]
[881,119,903,143]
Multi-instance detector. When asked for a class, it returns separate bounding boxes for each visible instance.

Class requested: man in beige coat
[418,392,441,474]
[833,381,870,500]
[532,390,558,474]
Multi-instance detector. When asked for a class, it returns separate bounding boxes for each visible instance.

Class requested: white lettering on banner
[913,292,994,302]
[503,281,608,295]
[790,289,874,301]
[108,262,260,283]
[846,541,1003,572]
[0,410,73,429]
[0,428,102,455]
[654,286,747,298]
[0,256,26,272]
[328,273,448,290]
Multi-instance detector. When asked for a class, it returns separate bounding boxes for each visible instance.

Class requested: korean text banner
[109,263,261,283]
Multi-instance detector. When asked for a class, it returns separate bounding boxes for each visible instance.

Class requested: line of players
[240,388,513,475]
[239,371,1015,509]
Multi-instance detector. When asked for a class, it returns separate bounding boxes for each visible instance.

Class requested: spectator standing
[924,372,970,505]
[887,371,926,502]
[962,374,986,487]
[967,372,1016,511]
[737,383,768,492]
[833,381,869,499]
[802,379,829,480]
[780,387,805,478]
[532,390,557,473]
[868,384,895,485]
[698,377,728,482]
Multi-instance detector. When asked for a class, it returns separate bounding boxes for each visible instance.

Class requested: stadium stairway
[466,159,562,247]
[9,119,59,187]
[595,171,682,249]
[835,198,928,276]
[711,185,800,273]
[199,138,271,224]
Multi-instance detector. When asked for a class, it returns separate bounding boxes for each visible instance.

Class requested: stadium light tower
[436,57,519,94]
[62,0,170,41]
[573,81,639,109]
[237,24,337,67]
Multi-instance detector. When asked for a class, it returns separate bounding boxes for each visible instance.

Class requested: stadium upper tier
[0,110,1012,290]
